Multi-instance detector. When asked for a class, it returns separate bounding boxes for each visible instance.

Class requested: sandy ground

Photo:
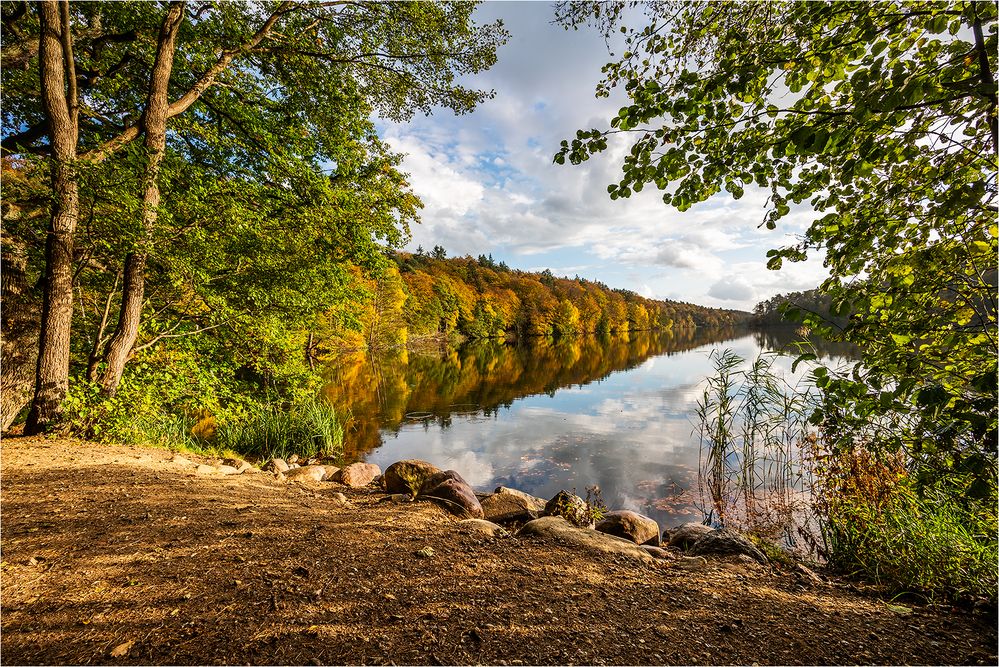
[1,435,995,665]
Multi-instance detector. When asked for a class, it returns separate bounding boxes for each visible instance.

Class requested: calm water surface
[322,327,852,528]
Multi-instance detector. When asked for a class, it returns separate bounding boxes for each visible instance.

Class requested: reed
[215,399,345,461]
[695,349,818,545]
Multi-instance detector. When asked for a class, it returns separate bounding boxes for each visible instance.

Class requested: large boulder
[419,470,483,518]
[665,522,714,550]
[688,528,768,564]
[595,510,661,546]
[518,516,652,562]
[333,462,380,487]
[494,486,547,513]
[480,493,541,525]
[283,465,329,483]
[383,459,442,496]
[543,490,593,528]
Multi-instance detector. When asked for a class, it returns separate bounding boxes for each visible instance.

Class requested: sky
[376,2,830,312]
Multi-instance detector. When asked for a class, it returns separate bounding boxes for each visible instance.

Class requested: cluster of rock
[182,452,769,566]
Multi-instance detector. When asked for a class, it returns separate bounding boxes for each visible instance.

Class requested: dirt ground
[1,435,995,666]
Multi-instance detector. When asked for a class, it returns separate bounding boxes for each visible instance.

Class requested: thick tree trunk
[1,233,41,431]
[25,0,79,434]
[97,2,184,395]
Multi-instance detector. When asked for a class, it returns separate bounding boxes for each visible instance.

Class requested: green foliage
[816,450,998,601]
[215,399,344,462]
[557,0,997,512]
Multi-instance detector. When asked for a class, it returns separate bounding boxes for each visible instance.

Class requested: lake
[322,327,854,529]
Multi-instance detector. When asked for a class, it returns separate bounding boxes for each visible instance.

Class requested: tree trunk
[97,2,184,395]
[1,232,41,431]
[25,0,79,434]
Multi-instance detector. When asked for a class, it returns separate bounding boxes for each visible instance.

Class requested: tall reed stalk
[695,349,818,544]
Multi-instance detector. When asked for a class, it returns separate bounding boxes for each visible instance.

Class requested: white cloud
[375,2,830,311]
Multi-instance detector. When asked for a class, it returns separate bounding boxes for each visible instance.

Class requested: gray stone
[543,490,593,528]
[283,465,329,483]
[518,516,652,562]
[641,545,674,560]
[266,458,290,473]
[383,459,442,495]
[480,492,540,524]
[216,464,241,475]
[458,519,509,538]
[674,555,708,570]
[688,528,768,564]
[195,464,218,475]
[333,462,381,487]
[665,522,714,550]
[595,510,661,546]
[493,486,546,512]
[419,470,484,518]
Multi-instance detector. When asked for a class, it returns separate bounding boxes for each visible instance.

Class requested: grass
[817,450,998,601]
[215,399,344,461]
[77,397,345,464]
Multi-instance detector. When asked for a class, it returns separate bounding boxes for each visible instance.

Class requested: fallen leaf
[110,640,134,658]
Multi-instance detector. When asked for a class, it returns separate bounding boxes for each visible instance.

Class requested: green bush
[819,454,998,601]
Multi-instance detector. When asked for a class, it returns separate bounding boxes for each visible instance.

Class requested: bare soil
[1,435,995,666]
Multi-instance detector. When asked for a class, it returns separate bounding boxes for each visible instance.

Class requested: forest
[325,249,747,353]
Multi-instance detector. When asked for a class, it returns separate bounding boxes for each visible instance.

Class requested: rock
[195,464,217,475]
[171,454,194,467]
[665,522,714,550]
[275,471,286,482]
[480,492,540,524]
[383,494,413,504]
[322,465,340,480]
[543,490,593,528]
[419,470,484,518]
[265,458,290,474]
[796,563,823,583]
[595,510,661,546]
[333,462,380,488]
[287,454,299,464]
[287,463,300,470]
[329,492,349,505]
[241,465,261,474]
[283,465,329,483]
[383,459,442,495]
[688,528,768,564]
[493,486,546,512]
[641,545,674,560]
[674,555,708,571]
[518,516,652,562]
[415,546,436,559]
[458,519,509,538]
[216,465,241,475]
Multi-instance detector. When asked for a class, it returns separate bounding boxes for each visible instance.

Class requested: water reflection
[321,327,847,528]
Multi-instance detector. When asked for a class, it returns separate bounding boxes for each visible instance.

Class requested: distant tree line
[751,289,848,330]
[319,251,750,352]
